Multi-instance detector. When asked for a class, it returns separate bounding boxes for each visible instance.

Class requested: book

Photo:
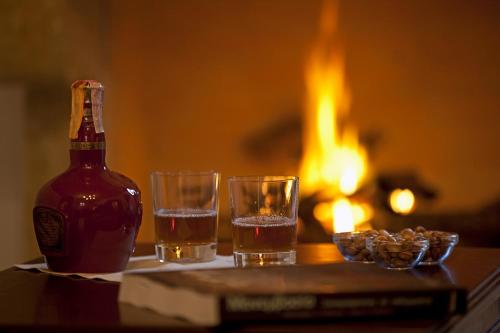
[118,263,467,326]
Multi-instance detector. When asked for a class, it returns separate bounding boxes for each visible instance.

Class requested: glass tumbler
[228,176,299,267]
[151,171,220,262]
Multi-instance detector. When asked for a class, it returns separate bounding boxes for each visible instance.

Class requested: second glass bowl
[366,236,429,270]
[419,231,459,265]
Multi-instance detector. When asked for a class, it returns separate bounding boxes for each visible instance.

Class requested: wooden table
[0,243,498,333]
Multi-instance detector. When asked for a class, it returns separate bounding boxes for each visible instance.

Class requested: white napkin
[15,255,235,282]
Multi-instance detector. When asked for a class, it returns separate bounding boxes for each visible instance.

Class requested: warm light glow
[261,182,268,195]
[284,180,293,202]
[352,203,374,225]
[389,188,416,215]
[313,202,331,221]
[258,253,264,266]
[174,246,182,259]
[332,198,355,233]
[299,0,369,233]
[314,199,373,234]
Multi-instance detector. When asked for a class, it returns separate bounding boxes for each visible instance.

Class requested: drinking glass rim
[151,170,220,177]
[228,175,298,182]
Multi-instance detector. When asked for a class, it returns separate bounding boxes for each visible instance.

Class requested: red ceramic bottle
[33,80,142,273]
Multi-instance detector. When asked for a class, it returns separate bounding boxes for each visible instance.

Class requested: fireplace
[241,0,500,247]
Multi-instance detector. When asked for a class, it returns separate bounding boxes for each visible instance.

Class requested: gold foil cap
[69,80,105,139]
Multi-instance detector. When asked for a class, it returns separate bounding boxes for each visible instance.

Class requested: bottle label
[70,141,105,150]
[33,207,67,256]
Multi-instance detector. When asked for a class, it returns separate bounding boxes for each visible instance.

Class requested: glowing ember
[389,188,416,215]
[299,0,368,233]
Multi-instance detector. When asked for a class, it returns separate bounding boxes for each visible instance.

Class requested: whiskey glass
[228,176,299,267]
[151,171,220,262]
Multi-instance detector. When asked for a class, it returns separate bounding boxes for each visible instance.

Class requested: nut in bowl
[333,230,379,263]
[366,233,429,270]
[416,227,459,265]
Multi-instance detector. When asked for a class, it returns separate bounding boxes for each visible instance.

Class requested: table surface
[0,243,498,333]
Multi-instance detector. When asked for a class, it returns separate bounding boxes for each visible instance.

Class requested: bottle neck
[69,139,106,168]
[69,105,107,169]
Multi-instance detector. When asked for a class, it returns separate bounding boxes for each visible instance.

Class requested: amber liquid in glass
[154,209,217,262]
[232,216,297,266]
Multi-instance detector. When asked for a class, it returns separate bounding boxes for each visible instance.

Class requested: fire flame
[300,0,368,233]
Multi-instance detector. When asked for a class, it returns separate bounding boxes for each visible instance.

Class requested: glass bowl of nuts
[366,232,429,270]
[333,230,379,263]
[414,226,459,265]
